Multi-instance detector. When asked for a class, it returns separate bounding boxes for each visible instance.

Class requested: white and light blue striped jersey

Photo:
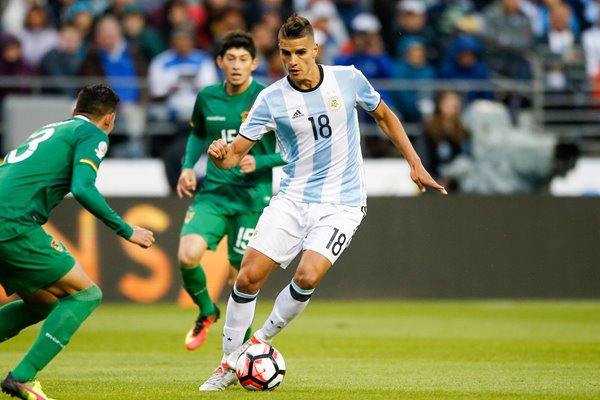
[239,65,381,206]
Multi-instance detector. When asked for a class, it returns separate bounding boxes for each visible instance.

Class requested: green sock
[0,300,57,343]
[180,265,215,317]
[11,285,102,382]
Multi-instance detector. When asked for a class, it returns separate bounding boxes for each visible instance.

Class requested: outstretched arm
[208,135,256,170]
[71,164,155,248]
[368,100,447,195]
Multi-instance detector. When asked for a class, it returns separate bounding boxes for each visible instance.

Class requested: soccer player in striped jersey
[0,84,155,400]
[199,15,447,391]
[175,31,285,352]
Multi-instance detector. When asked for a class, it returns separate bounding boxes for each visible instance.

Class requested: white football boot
[199,363,237,391]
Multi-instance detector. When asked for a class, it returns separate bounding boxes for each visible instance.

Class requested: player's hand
[240,155,257,173]
[208,139,229,161]
[410,163,448,195]
[128,226,155,248]
[176,168,197,198]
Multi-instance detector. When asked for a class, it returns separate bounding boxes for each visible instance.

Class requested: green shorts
[180,200,261,269]
[0,226,75,296]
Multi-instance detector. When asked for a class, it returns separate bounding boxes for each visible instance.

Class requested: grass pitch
[1,301,599,399]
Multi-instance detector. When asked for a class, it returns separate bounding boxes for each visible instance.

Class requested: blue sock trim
[289,281,314,302]
[231,284,258,304]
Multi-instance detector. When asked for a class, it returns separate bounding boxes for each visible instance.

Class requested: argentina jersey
[239,65,381,207]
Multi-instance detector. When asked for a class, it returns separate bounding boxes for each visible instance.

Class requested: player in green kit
[176,31,285,351]
[0,84,155,400]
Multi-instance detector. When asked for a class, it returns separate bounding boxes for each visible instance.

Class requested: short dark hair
[219,30,256,59]
[278,14,313,41]
[74,84,120,118]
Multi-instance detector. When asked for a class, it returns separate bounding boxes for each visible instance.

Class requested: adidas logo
[291,109,304,119]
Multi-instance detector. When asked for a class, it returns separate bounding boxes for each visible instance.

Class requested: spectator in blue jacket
[394,37,436,122]
[438,34,494,103]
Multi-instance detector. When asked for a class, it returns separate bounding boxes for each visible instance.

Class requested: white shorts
[248,196,366,269]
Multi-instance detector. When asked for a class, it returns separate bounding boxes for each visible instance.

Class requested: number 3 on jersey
[5,128,55,164]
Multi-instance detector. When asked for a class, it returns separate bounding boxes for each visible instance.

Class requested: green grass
[1,301,599,399]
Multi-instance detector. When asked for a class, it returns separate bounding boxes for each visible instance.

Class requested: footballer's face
[279,35,320,88]
[217,48,258,89]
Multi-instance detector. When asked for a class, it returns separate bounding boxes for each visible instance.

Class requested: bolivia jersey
[0,116,129,240]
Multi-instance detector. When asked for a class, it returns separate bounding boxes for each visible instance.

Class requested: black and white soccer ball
[235,343,286,391]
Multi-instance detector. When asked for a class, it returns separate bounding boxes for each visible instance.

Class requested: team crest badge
[95,142,108,159]
[241,111,250,123]
[184,211,195,224]
[328,96,341,112]
[50,240,65,252]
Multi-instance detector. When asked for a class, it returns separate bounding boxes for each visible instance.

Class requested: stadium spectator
[64,1,97,54]
[304,0,349,64]
[421,90,470,184]
[582,6,600,96]
[120,3,165,63]
[80,15,148,157]
[39,23,85,96]
[537,2,583,90]
[336,12,398,156]
[438,34,494,103]
[148,28,218,125]
[0,34,37,101]
[479,0,534,80]
[392,0,441,65]
[18,5,59,69]
[251,21,279,80]
[394,37,436,123]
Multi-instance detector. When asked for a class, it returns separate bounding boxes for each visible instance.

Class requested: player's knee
[292,274,318,291]
[234,272,260,295]
[86,284,103,308]
[178,248,201,268]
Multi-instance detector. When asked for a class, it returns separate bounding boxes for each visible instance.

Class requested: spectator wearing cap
[392,0,440,65]
[335,12,399,157]
[121,3,165,63]
[305,0,349,64]
[64,1,96,54]
[336,13,395,82]
[148,28,218,124]
[438,34,494,103]
[394,37,436,123]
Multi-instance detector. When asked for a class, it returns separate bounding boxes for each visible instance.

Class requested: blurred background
[0,0,598,303]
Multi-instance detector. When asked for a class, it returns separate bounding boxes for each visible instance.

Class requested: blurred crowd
[0,0,591,192]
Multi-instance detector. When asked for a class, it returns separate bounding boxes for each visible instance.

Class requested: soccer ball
[235,343,286,391]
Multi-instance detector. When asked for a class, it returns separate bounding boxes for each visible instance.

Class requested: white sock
[259,281,314,342]
[222,285,257,355]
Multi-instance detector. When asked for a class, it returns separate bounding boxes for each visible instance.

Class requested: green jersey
[0,116,132,241]
[183,79,285,212]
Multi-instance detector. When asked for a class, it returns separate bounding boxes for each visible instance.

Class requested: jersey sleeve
[353,66,382,112]
[182,132,207,169]
[71,126,133,239]
[239,90,276,141]
[189,93,207,138]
